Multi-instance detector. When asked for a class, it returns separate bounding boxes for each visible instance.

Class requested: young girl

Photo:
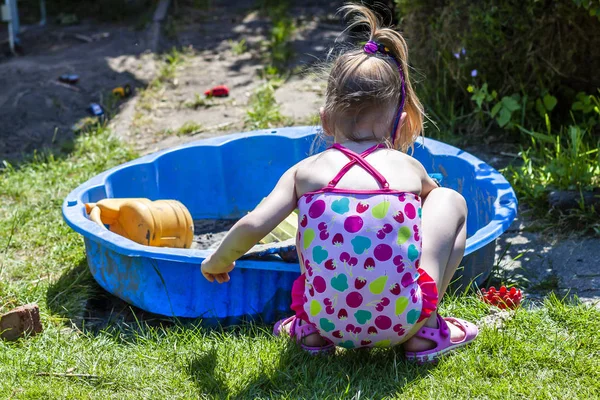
[201,4,477,362]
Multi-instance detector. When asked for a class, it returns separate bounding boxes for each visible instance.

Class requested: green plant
[176,121,203,135]
[153,47,186,87]
[184,94,214,109]
[229,39,247,55]
[269,16,295,69]
[515,124,600,192]
[257,0,295,76]
[573,0,600,20]
[245,82,289,129]
[396,0,600,141]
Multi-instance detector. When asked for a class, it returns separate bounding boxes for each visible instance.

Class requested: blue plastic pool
[63,127,517,323]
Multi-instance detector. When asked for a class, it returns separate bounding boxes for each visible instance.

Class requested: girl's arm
[201,164,299,283]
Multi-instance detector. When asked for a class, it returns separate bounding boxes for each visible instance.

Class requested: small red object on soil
[0,303,43,341]
[479,286,522,309]
[204,85,229,97]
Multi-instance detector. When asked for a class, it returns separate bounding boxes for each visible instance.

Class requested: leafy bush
[396,0,600,228]
[396,0,600,136]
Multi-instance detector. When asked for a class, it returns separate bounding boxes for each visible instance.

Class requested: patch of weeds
[268,15,295,69]
[257,0,295,77]
[501,91,600,234]
[136,47,188,121]
[152,47,186,88]
[175,121,203,135]
[229,39,247,55]
[245,82,291,129]
[184,94,214,109]
[504,125,600,234]
[71,117,102,134]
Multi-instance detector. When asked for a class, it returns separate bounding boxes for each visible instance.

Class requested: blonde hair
[322,4,424,152]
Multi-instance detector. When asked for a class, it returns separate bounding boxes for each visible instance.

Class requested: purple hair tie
[363,40,406,145]
[363,40,379,54]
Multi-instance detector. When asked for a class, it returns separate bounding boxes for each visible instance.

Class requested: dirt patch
[110,0,342,155]
[0,1,343,162]
[191,219,238,250]
[0,21,158,163]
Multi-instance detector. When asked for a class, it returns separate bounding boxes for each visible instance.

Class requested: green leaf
[491,102,502,117]
[572,101,584,111]
[543,94,558,111]
[516,125,555,143]
[472,92,485,108]
[536,99,547,117]
[502,96,521,112]
[496,108,512,127]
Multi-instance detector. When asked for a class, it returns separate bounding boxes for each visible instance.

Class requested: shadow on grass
[187,339,435,398]
[46,260,174,333]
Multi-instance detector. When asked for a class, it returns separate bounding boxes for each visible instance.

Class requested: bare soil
[192,219,238,250]
[0,0,342,162]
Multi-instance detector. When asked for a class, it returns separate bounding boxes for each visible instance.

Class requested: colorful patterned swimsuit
[292,143,439,349]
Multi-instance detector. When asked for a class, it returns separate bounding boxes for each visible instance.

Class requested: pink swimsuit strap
[327,143,390,190]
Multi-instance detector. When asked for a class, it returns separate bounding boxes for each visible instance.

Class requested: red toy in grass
[479,286,522,309]
[204,85,229,97]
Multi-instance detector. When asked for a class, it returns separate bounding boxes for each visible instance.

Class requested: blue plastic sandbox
[62,126,517,323]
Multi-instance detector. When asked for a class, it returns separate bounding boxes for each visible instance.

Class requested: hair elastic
[363,40,406,145]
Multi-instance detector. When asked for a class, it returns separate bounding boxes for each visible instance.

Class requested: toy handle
[88,205,108,229]
[85,199,134,228]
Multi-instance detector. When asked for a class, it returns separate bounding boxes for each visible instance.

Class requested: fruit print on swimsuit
[298,191,428,348]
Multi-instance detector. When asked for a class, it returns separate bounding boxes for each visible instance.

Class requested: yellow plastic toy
[85,198,194,248]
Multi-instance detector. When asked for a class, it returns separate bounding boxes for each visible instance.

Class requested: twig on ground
[51,80,81,92]
[74,34,93,43]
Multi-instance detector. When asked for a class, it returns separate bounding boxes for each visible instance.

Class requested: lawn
[0,128,599,399]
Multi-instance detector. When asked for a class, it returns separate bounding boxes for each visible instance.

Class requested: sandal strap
[294,318,319,343]
[413,314,450,347]
[289,317,335,351]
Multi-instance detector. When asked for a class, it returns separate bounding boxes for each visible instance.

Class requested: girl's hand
[201,256,235,283]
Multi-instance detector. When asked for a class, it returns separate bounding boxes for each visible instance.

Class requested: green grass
[1,127,599,398]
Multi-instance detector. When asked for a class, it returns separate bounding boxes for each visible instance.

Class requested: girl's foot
[403,313,478,363]
[273,316,334,354]
[403,312,466,352]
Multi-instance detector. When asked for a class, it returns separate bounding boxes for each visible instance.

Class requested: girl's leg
[403,188,468,352]
[279,273,329,347]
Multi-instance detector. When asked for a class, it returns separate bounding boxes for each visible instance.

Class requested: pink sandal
[404,313,478,363]
[273,316,335,355]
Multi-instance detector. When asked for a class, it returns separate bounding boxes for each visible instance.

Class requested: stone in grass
[0,303,43,341]
[548,189,600,211]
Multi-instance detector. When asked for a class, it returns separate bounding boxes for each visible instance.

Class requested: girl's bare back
[295,141,428,198]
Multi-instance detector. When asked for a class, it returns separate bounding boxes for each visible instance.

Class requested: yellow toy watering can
[85,198,194,248]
